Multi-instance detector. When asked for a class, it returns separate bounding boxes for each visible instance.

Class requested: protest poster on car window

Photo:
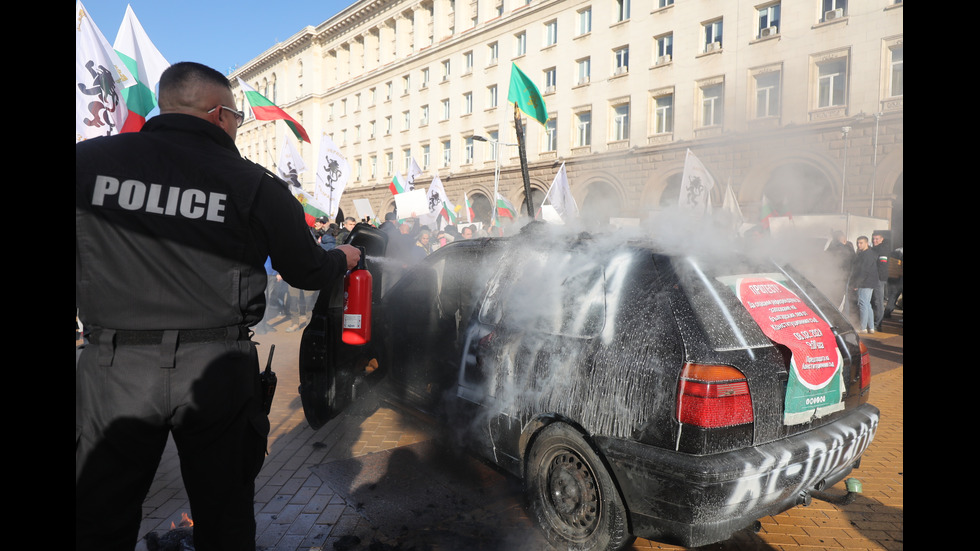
[724,274,845,425]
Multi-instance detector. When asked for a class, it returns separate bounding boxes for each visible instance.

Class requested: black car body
[300,223,879,550]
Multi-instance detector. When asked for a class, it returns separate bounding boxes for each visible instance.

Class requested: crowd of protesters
[257,209,507,330]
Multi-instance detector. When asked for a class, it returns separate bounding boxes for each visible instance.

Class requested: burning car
[299,223,879,550]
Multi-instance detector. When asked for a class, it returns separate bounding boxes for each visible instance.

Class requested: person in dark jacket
[870,230,890,331]
[75,62,360,551]
[850,236,878,333]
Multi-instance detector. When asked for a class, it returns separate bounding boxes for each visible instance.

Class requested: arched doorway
[577,180,623,226]
[519,188,547,218]
[659,173,684,208]
[467,192,493,227]
[763,162,837,215]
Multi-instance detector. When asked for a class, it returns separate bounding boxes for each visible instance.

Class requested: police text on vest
[92,175,227,223]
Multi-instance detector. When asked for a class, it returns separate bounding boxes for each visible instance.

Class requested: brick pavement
[134,312,903,551]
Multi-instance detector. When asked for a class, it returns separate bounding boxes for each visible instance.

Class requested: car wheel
[526,423,635,551]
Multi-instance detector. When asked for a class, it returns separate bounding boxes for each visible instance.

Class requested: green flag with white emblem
[508,63,548,126]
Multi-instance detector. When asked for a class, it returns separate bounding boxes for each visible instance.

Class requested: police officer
[75,62,360,550]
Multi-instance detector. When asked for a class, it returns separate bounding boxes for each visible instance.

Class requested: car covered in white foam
[300,222,879,550]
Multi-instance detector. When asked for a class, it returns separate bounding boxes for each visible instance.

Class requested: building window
[758,3,780,37]
[658,0,674,8]
[464,136,474,164]
[403,148,412,174]
[386,152,394,176]
[354,158,362,181]
[822,0,847,22]
[577,8,592,36]
[654,94,673,134]
[515,31,527,56]
[442,140,452,167]
[442,98,451,120]
[421,144,431,169]
[611,102,630,141]
[420,104,429,126]
[403,110,411,130]
[487,130,499,160]
[488,84,498,108]
[464,51,474,74]
[754,71,781,118]
[369,155,377,178]
[544,68,557,94]
[464,92,473,115]
[383,116,391,135]
[576,111,591,146]
[385,82,392,101]
[544,20,558,47]
[656,34,673,64]
[889,45,903,97]
[544,117,557,152]
[817,58,847,108]
[704,19,723,52]
[402,74,411,94]
[442,59,451,81]
[488,42,499,65]
[613,46,629,75]
[577,57,591,85]
[421,67,430,89]
[369,120,377,139]
[700,83,724,126]
[615,0,630,23]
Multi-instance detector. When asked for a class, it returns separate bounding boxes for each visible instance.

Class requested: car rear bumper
[595,403,880,547]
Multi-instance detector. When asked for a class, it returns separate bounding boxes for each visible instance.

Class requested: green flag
[508,63,548,125]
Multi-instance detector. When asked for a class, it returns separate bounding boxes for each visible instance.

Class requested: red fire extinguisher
[342,247,372,345]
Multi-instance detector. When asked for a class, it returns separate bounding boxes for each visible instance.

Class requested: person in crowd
[337,216,357,244]
[415,229,432,256]
[826,230,855,311]
[75,61,360,551]
[850,236,878,334]
[870,230,890,331]
[884,246,903,319]
[460,225,474,239]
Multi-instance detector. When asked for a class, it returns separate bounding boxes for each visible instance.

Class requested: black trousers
[75,332,269,551]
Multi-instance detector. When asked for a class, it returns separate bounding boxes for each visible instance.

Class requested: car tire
[525,423,635,551]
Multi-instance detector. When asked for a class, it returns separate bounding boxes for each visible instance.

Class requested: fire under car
[299,222,879,550]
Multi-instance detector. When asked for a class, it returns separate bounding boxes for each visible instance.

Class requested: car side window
[478,250,605,338]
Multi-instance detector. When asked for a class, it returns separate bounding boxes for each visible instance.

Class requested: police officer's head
[159,62,243,141]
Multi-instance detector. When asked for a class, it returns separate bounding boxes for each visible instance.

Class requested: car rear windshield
[667,256,850,352]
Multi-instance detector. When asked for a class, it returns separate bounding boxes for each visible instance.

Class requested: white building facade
[231,0,903,243]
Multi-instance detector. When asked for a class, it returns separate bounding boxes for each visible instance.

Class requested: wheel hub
[546,450,599,534]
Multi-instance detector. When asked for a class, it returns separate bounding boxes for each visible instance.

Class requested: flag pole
[514,103,535,220]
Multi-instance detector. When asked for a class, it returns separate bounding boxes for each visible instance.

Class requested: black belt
[102,326,251,346]
[87,326,251,368]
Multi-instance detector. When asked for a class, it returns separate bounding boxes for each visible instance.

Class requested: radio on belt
[342,246,372,345]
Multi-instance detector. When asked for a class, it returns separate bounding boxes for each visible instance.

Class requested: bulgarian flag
[439,201,458,225]
[494,192,518,223]
[113,5,169,133]
[389,157,422,195]
[464,192,474,223]
[291,186,329,227]
[389,172,412,195]
[237,77,310,142]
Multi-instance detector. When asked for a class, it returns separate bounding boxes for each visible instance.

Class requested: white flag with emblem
[315,133,350,219]
[678,149,715,215]
[76,1,136,142]
[278,136,307,188]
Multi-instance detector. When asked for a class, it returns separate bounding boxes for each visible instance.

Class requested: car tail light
[859,341,871,390]
[677,363,753,428]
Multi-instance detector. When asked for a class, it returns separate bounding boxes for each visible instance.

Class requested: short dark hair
[158,62,231,105]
